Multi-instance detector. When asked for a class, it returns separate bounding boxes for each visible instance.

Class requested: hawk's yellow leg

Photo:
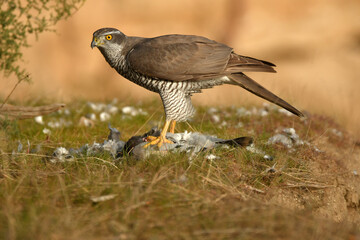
[144,120,174,148]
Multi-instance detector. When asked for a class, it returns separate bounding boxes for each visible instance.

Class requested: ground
[0,99,359,240]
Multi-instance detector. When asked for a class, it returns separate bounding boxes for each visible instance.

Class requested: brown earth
[268,114,360,224]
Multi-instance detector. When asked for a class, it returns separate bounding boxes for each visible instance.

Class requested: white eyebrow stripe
[103,30,121,35]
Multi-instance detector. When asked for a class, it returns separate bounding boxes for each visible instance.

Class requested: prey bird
[91,28,303,147]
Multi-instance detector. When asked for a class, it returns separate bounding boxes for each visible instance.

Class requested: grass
[0,99,359,240]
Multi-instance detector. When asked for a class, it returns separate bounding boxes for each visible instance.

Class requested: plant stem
[0,75,29,110]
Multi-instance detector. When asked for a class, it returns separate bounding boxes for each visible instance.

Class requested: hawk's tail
[229,73,303,117]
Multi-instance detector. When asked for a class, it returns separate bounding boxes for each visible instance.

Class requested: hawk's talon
[144,136,173,148]
[146,135,158,141]
[143,120,173,148]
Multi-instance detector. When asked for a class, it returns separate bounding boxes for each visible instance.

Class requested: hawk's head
[91,28,126,50]
[91,28,128,67]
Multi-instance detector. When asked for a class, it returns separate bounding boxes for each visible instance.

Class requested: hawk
[91,28,303,147]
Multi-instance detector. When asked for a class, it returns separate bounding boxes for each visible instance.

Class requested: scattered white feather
[236,107,252,117]
[48,121,60,128]
[122,106,147,116]
[330,128,343,138]
[278,108,293,116]
[246,143,265,155]
[207,107,218,114]
[88,102,106,112]
[78,116,94,127]
[265,163,277,173]
[211,114,220,123]
[55,147,68,155]
[106,105,118,114]
[47,118,72,128]
[182,131,192,141]
[42,128,51,135]
[58,108,71,115]
[90,194,117,203]
[87,142,102,155]
[87,113,96,121]
[100,112,111,122]
[268,128,321,152]
[64,109,71,115]
[220,121,227,127]
[268,128,304,148]
[50,147,74,163]
[205,154,219,161]
[259,109,269,117]
[268,134,294,148]
[122,106,135,114]
[34,116,44,125]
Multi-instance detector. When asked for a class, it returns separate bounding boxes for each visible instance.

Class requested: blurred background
[1,0,360,137]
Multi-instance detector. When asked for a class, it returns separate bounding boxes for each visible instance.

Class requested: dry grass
[1,100,359,239]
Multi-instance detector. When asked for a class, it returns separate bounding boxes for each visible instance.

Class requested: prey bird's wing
[127,35,275,82]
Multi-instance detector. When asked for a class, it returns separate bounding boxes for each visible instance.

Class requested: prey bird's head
[91,28,126,50]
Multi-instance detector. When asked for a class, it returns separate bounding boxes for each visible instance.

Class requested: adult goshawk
[91,28,303,147]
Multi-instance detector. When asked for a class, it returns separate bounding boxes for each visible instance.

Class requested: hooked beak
[91,37,103,49]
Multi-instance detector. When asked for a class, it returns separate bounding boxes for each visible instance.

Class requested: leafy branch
[0,0,86,82]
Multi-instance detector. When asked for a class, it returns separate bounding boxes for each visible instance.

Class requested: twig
[202,176,248,199]
[283,182,334,189]
[91,157,120,170]
[0,152,49,158]
[241,183,265,194]
[123,201,149,219]
[0,103,65,119]
[132,107,159,136]
[0,75,29,110]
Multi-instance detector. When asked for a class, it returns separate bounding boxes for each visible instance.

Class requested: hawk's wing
[127,35,275,82]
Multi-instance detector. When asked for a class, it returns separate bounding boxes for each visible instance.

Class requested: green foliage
[0,0,86,82]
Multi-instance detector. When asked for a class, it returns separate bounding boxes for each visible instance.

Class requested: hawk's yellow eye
[105,34,112,40]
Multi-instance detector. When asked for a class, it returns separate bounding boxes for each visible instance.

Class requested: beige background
[2,0,360,137]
